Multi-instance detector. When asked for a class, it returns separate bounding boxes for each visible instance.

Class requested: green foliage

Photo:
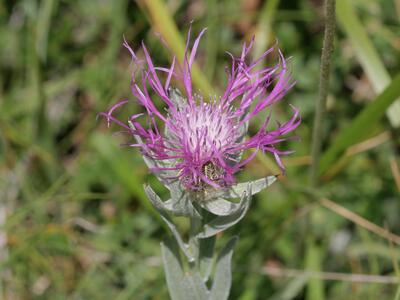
[1,0,400,299]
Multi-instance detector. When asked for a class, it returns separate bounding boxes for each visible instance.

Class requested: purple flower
[101,28,300,190]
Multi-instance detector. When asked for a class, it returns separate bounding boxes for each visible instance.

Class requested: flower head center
[168,102,238,158]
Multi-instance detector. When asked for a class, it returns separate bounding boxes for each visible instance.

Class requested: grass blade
[319,73,400,175]
[305,237,324,300]
[253,0,280,61]
[337,0,400,127]
[140,0,214,96]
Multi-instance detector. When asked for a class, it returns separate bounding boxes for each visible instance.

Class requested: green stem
[188,213,216,284]
[307,2,336,299]
[309,0,336,187]
[188,216,202,270]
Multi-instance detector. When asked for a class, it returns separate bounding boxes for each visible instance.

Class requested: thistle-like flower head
[101,28,300,190]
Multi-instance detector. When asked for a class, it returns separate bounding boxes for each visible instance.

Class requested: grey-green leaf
[209,236,238,300]
[164,193,202,219]
[161,239,193,300]
[168,87,186,109]
[227,118,249,165]
[162,239,210,300]
[167,180,183,198]
[144,185,194,262]
[224,176,277,198]
[196,187,251,238]
[172,193,202,219]
[199,236,216,282]
[183,271,210,300]
[200,198,240,216]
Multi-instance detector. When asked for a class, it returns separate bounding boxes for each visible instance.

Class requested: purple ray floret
[101,28,300,190]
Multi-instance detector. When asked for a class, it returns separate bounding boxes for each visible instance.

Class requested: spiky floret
[101,27,300,190]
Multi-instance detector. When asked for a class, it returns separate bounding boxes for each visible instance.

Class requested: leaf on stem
[200,198,241,216]
[223,176,277,199]
[144,185,194,262]
[196,186,252,238]
[209,236,238,300]
[161,238,188,300]
[199,236,216,282]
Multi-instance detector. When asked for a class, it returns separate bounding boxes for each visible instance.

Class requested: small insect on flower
[101,27,300,191]
[202,161,224,182]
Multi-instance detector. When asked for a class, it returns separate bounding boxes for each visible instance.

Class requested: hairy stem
[307,2,336,299]
[310,0,336,186]
[188,216,202,269]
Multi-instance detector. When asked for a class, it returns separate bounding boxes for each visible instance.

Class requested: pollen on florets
[100,27,300,190]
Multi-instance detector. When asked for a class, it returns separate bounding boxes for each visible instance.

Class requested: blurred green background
[1,0,400,299]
